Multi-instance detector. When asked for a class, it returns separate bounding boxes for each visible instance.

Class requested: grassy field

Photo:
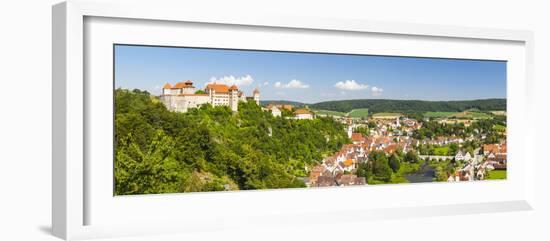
[372,112,402,119]
[493,124,506,132]
[347,108,369,118]
[424,111,458,118]
[453,111,492,119]
[433,146,450,156]
[424,111,492,120]
[486,170,507,180]
[490,110,507,116]
[313,109,347,117]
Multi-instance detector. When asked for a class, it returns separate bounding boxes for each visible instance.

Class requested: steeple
[252,86,260,105]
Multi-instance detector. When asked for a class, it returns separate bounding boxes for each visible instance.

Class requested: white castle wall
[161,83,259,113]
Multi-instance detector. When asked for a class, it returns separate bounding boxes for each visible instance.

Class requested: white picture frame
[52,0,535,240]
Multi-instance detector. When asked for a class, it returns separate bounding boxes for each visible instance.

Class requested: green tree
[404,150,420,163]
[369,151,392,182]
[388,153,401,173]
[435,166,448,181]
[115,129,186,195]
[449,143,458,155]
[354,126,370,136]
[114,89,344,194]
[356,162,371,180]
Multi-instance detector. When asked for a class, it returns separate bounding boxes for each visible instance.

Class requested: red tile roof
[351,133,363,142]
[294,109,312,115]
[173,82,185,88]
[173,81,195,89]
[281,105,293,111]
[268,104,293,111]
[206,83,229,93]
[383,144,398,153]
[343,159,354,167]
[163,83,172,89]
[500,145,507,153]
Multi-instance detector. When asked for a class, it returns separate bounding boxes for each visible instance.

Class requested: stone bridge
[419,155,454,161]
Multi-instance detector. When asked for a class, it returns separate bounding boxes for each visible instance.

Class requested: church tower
[229,85,239,112]
[396,116,401,127]
[253,88,260,105]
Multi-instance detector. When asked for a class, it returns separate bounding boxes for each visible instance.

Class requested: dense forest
[309,99,506,114]
[413,118,506,141]
[114,89,349,195]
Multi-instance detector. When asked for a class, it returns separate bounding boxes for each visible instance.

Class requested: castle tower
[181,80,196,94]
[253,88,260,105]
[162,83,172,95]
[207,84,215,103]
[161,83,174,111]
[229,84,239,112]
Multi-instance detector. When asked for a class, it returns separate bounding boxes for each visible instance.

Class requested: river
[404,162,436,183]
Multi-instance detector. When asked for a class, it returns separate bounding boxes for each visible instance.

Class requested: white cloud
[334,80,369,90]
[274,79,310,89]
[263,81,269,86]
[208,74,254,87]
[371,86,383,96]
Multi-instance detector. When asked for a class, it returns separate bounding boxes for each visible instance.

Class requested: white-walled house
[455,150,466,161]
[455,150,472,162]
[270,105,281,117]
[294,109,314,120]
[464,152,472,161]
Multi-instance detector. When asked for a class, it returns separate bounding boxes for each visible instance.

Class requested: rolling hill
[309,99,506,114]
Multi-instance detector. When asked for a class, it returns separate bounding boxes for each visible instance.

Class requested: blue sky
[114,44,506,103]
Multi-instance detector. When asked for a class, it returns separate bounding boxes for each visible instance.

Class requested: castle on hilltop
[160,80,260,112]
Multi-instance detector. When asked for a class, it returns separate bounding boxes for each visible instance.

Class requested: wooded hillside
[114,89,349,195]
[309,98,506,114]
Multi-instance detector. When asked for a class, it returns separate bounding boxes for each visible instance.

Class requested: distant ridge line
[261,98,506,114]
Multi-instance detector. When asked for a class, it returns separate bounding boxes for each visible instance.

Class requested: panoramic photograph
[114,44,507,195]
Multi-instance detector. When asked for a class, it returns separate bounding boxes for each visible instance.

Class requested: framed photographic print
[52,0,535,240]
[113,44,507,194]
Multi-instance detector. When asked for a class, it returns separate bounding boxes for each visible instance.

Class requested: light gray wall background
[0,0,548,240]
